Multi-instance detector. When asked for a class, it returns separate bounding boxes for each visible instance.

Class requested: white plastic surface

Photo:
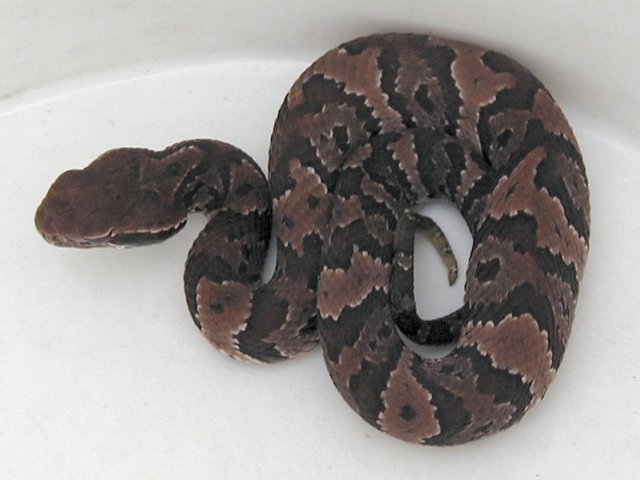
[1,2,639,479]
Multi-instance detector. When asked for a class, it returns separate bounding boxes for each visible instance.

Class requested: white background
[1,1,639,479]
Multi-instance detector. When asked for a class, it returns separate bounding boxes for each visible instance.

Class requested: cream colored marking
[461,314,555,398]
[318,247,391,320]
[379,349,441,442]
[196,278,261,364]
[484,147,588,272]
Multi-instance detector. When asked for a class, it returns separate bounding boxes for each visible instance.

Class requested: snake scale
[35,33,590,445]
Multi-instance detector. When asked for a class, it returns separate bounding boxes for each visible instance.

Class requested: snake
[35,33,590,445]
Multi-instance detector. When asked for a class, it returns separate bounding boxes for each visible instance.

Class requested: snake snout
[35,169,111,247]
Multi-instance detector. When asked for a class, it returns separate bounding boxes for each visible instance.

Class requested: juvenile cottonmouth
[35,33,590,445]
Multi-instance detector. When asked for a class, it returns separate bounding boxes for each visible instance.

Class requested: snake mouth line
[107,220,187,246]
[37,220,187,248]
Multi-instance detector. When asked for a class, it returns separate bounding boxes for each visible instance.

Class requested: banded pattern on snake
[35,33,589,445]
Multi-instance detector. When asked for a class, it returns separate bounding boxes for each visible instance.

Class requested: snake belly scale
[35,33,590,445]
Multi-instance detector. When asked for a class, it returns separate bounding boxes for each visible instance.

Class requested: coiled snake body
[35,33,590,445]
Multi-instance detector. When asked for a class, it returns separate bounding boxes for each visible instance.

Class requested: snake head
[35,147,190,248]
